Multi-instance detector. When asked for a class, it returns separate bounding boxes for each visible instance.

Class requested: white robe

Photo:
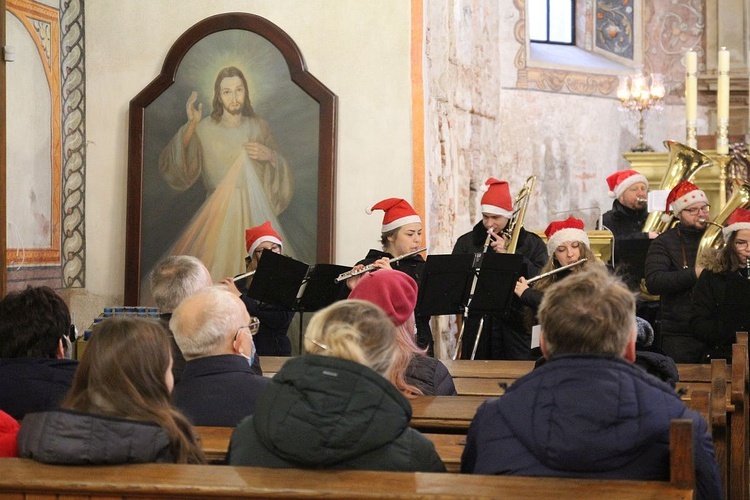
[159,114,294,280]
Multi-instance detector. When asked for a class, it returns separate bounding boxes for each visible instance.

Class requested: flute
[334,247,427,283]
[232,270,256,282]
[526,258,587,285]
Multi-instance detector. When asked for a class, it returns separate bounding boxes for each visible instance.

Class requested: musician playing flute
[222,221,294,356]
[515,217,603,317]
[452,178,547,360]
[349,198,434,354]
[690,207,750,361]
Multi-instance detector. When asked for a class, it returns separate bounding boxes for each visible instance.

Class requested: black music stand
[247,251,350,353]
[416,252,523,317]
[613,239,652,292]
[723,276,750,340]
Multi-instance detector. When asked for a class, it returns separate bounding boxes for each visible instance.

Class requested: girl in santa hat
[350,198,433,353]
[691,207,750,361]
[223,221,294,356]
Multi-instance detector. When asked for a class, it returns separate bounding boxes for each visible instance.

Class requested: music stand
[247,251,350,353]
[613,239,652,292]
[723,276,750,340]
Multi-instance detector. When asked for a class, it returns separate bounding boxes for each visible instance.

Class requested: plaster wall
[83,0,413,310]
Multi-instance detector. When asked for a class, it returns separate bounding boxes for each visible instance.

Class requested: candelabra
[617,66,666,152]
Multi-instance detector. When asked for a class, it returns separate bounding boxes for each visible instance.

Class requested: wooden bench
[0,421,695,499]
[197,426,467,473]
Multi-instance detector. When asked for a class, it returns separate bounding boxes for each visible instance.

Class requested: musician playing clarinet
[691,207,750,361]
[350,198,434,354]
[452,178,547,360]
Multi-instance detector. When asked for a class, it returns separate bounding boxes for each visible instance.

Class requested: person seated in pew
[0,410,20,457]
[222,221,294,356]
[0,286,78,420]
[461,268,721,500]
[227,300,446,472]
[691,207,750,361]
[349,269,456,397]
[170,286,270,427]
[17,317,205,464]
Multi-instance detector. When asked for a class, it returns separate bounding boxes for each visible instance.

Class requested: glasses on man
[682,205,711,216]
[734,239,749,250]
[235,318,261,340]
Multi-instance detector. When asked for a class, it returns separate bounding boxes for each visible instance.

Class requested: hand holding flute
[336,247,427,284]
[514,258,588,298]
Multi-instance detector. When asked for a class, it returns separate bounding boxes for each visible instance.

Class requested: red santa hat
[723,207,750,240]
[480,178,513,218]
[367,198,422,233]
[349,269,417,327]
[544,216,590,254]
[660,180,709,223]
[245,221,283,256]
[606,169,648,199]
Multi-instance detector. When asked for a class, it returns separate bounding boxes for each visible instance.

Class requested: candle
[685,51,697,147]
[717,47,730,154]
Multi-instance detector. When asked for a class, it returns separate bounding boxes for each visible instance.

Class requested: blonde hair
[538,268,635,357]
[534,241,600,292]
[304,300,398,379]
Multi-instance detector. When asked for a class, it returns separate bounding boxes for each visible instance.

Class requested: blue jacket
[461,354,721,500]
[172,354,270,427]
[0,358,78,420]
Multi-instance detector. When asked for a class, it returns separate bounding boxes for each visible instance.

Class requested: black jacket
[691,268,750,354]
[227,355,445,472]
[18,409,175,464]
[405,355,457,396]
[601,200,649,241]
[0,358,78,420]
[452,222,548,279]
[172,354,270,427]
[644,224,704,337]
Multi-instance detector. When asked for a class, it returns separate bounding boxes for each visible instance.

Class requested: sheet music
[648,189,669,213]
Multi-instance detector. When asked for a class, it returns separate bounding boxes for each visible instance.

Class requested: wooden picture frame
[125,12,337,305]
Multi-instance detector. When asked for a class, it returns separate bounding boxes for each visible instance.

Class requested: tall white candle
[685,51,698,148]
[717,47,730,154]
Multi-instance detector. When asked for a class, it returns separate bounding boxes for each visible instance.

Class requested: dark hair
[0,286,71,358]
[63,317,205,464]
[210,66,254,122]
[717,230,747,273]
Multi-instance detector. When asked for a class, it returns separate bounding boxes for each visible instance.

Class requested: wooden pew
[729,332,749,500]
[0,421,696,499]
[196,426,467,473]
[409,395,487,433]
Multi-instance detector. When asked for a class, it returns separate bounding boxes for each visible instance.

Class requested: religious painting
[126,13,337,304]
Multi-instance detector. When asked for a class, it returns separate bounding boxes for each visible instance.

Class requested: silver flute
[232,270,256,282]
[526,258,588,285]
[334,247,427,283]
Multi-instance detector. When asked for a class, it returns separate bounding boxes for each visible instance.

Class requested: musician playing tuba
[348,198,433,354]
[451,178,547,360]
[690,207,750,361]
[644,181,709,363]
[601,169,658,241]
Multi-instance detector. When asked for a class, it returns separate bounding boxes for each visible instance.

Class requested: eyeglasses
[734,240,749,250]
[235,318,260,340]
[682,205,711,216]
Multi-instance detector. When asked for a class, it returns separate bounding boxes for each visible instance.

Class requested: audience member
[0,286,78,420]
[462,269,721,500]
[0,410,20,457]
[170,286,270,427]
[228,300,445,472]
[149,255,214,382]
[18,317,204,464]
[349,269,456,396]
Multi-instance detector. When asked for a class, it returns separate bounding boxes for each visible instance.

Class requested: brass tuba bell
[642,140,714,234]
[696,180,750,263]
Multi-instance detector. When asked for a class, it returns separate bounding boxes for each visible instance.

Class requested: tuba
[642,140,714,234]
[695,180,750,263]
[503,175,537,253]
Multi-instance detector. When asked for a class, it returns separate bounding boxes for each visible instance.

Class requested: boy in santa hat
[644,180,710,363]
[451,178,548,360]
[601,169,657,240]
